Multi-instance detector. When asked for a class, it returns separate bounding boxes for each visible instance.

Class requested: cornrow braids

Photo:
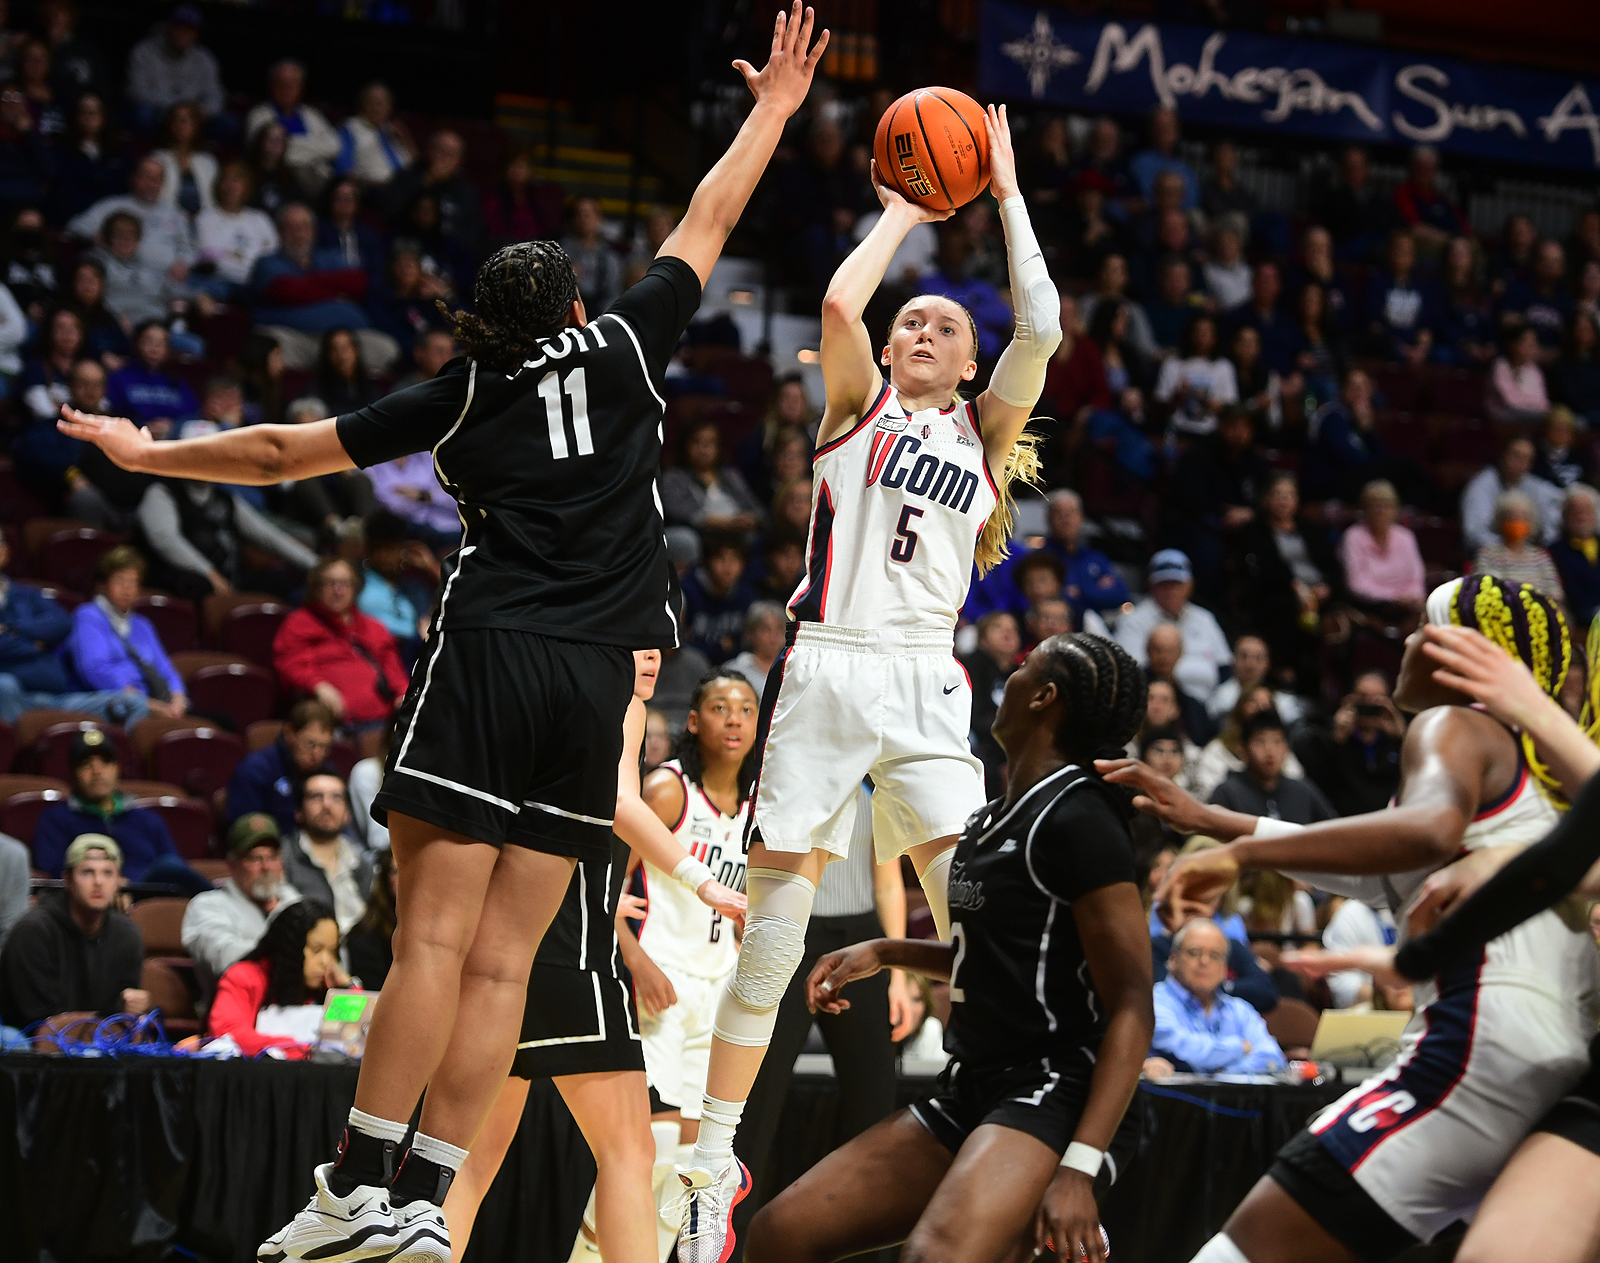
[439,241,578,369]
[671,670,760,806]
[1036,633,1147,816]
[1445,572,1578,807]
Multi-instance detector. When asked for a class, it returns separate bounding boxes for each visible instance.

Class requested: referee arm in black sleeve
[656,2,828,286]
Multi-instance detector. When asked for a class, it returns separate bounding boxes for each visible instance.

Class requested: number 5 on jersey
[891,505,924,564]
[537,367,593,459]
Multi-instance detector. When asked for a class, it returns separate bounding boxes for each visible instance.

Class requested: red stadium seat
[221,603,289,668]
[134,594,198,654]
[128,896,189,955]
[1430,368,1488,417]
[0,457,49,523]
[186,663,277,731]
[245,720,283,752]
[149,727,244,800]
[129,795,214,860]
[3,788,68,848]
[0,722,13,778]
[32,720,138,781]
[38,528,121,594]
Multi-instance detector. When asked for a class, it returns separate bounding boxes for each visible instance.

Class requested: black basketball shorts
[373,627,634,857]
[909,1055,1143,1187]
[512,962,645,1080]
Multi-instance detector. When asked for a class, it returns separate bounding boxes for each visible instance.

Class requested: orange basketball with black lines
[873,87,990,212]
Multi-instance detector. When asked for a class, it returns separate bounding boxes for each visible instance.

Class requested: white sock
[1190,1233,1251,1263]
[689,1096,744,1171]
[674,1141,696,1172]
[410,1131,469,1173]
[348,1107,408,1143]
[920,847,955,940]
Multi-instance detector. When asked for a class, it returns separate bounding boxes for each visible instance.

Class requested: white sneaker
[256,1164,406,1262]
[675,1159,751,1263]
[389,1200,451,1263]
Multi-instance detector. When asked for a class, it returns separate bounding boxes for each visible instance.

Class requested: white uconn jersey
[638,761,748,980]
[790,382,998,631]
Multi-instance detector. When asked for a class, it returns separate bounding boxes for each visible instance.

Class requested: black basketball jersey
[335,257,701,649]
[536,834,631,972]
[944,765,1138,1071]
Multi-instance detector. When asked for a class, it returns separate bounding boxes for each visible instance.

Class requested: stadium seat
[1430,368,1488,416]
[38,528,121,594]
[221,603,290,668]
[32,720,138,781]
[192,857,229,885]
[128,896,189,956]
[21,516,85,558]
[186,663,276,732]
[120,779,189,800]
[149,728,245,800]
[329,738,358,780]
[1374,412,1429,462]
[140,959,200,1037]
[170,650,250,679]
[3,788,68,847]
[14,578,83,610]
[129,795,214,860]
[133,594,198,654]
[1263,996,1321,1050]
[14,706,110,763]
[0,457,49,523]
[0,722,13,778]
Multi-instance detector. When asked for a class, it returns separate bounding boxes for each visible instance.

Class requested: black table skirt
[0,1057,1458,1263]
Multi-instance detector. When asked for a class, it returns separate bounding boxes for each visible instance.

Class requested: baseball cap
[227,813,282,856]
[64,833,122,870]
[171,4,202,26]
[69,727,117,768]
[1148,549,1193,585]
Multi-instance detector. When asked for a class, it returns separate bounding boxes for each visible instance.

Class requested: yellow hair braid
[974,428,1044,575]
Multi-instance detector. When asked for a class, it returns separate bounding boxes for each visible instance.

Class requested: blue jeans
[0,674,152,726]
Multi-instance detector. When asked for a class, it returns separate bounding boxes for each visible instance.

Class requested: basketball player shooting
[676,103,1064,1263]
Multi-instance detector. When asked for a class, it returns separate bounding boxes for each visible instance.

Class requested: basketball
[872,86,990,212]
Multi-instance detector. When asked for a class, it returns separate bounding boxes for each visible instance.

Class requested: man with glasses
[1149,918,1284,1076]
[226,699,337,835]
[181,813,303,998]
[279,771,372,935]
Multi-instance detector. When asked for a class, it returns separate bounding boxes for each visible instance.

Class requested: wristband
[672,856,715,894]
[1252,817,1304,840]
[1060,1142,1104,1176]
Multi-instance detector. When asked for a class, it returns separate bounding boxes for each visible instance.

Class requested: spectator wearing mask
[244,60,339,196]
[136,474,316,601]
[1143,622,1216,746]
[1486,323,1550,423]
[1193,685,1307,803]
[1296,671,1406,818]
[1534,407,1592,489]
[1340,479,1426,619]
[60,545,184,718]
[682,532,757,665]
[250,203,398,373]
[1210,710,1335,826]
[195,161,278,296]
[1460,434,1562,552]
[33,729,210,892]
[69,154,197,277]
[345,848,396,990]
[1366,230,1434,366]
[1115,549,1232,702]
[226,699,336,835]
[205,898,344,1057]
[1206,634,1305,727]
[726,600,787,704]
[382,127,485,262]
[358,510,436,662]
[279,773,370,936]
[1156,313,1238,437]
[1500,240,1570,360]
[181,813,303,997]
[273,558,408,733]
[366,443,459,555]
[1150,919,1285,1076]
[0,834,146,1031]
[334,82,413,189]
[661,415,766,534]
[1472,490,1564,603]
[124,5,223,131]
[1551,483,1600,626]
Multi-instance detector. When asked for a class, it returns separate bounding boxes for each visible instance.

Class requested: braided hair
[241,898,337,1008]
[670,669,760,806]
[1430,574,1579,807]
[440,241,578,369]
[1035,633,1147,815]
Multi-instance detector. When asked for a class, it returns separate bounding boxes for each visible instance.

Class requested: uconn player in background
[60,10,827,1262]
[745,634,1152,1263]
[1100,575,1600,1263]
[677,103,1062,1263]
[441,653,747,1263]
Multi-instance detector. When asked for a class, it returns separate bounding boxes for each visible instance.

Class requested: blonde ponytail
[974,425,1043,575]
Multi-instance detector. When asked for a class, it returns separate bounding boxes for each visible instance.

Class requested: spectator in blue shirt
[357,509,437,666]
[105,321,198,437]
[1127,106,1198,211]
[1500,240,1570,362]
[681,531,758,666]
[919,228,1013,361]
[1366,230,1436,366]
[62,546,188,717]
[226,699,337,835]
[0,537,149,727]
[33,728,211,894]
[965,489,1129,622]
[1151,919,1285,1074]
[1144,257,1207,355]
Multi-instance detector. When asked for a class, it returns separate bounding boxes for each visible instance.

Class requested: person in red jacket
[274,556,409,733]
[205,898,344,1057]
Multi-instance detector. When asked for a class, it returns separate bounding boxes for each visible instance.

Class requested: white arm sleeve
[988,196,1061,408]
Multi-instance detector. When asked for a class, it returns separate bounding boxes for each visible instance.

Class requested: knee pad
[713,868,815,1046]
[919,847,955,941]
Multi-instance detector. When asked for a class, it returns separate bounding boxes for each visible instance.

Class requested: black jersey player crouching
[744,634,1152,1263]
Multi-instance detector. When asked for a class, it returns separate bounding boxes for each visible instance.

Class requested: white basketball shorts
[750,622,986,862]
[639,967,727,1116]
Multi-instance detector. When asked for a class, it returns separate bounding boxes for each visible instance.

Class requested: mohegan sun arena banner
[979,2,1600,170]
